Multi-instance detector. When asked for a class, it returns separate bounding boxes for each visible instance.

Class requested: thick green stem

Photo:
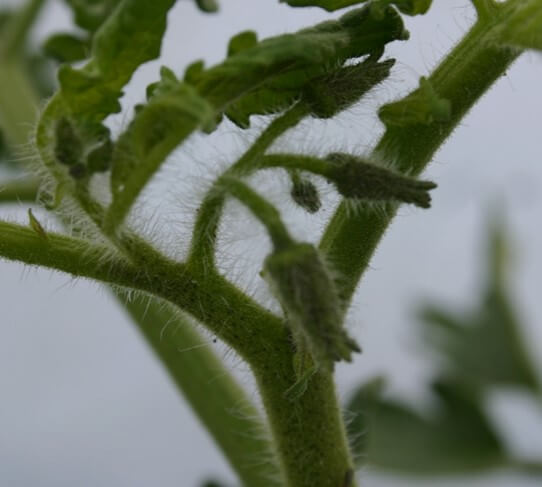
[118,294,280,487]
[252,338,356,487]
[320,13,520,303]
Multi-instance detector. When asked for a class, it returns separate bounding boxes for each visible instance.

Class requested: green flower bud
[54,117,82,167]
[291,177,321,213]
[263,243,360,371]
[327,153,437,208]
[87,138,113,173]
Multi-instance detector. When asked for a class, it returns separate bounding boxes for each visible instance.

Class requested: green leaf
[64,0,122,33]
[371,0,432,16]
[227,30,258,57]
[58,0,176,124]
[347,379,505,474]
[195,0,219,12]
[421,221,540,391]
[379,76,451,127]
[189,6,407,127]
[498,0,542,51]
[43,33,90,63]
[280,0,368,11]
[281,0,432,15]
[106,72,214,229]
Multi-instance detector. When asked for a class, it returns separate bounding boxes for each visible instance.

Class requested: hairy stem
[320,12,520,304]
[118,293,280,487]
[252,338,356,487]
[0,62,279,487]
[188,102,309,269]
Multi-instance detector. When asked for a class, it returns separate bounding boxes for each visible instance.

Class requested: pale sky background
[1,1,542,486]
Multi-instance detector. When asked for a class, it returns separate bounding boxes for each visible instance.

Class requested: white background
[1,0,542,485]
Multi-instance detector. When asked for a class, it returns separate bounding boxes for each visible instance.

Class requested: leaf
[64,0,122,33]
[498,0,542,52]
[280,0,368,11]
[227,30,258,57]
[195,0,219,12]
[420,220,540,391]
[189,6,407,127]
[346,379,505,474]
[109,71,214,217]
[58,0,176,124]
[43,33,90,63]
[281,0,432,15]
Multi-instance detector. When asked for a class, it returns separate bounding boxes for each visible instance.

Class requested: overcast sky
[1,1,542,486]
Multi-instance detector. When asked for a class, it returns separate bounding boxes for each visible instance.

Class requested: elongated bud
[263,243,360,371]
[379,76,450,127]
[327,153,437,208]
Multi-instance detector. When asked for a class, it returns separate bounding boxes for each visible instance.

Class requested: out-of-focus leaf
[64,0,122,33]
[195,0,219,12]
[227,30,258,57]
[498,0,542,52]
[346,379,505,474]
[200,481,230,487]
[280,0,368,10]
[43,33,90,63]
[187,6,407,127]
[421,221,540,391]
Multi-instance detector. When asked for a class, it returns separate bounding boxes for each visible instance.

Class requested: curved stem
[222,176,294,250]
[188,102,309,269]
[320,14,520,304]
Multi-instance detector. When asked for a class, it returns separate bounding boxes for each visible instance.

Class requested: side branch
[0,219,284,362]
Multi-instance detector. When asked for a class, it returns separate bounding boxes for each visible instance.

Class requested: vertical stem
[252,336,356,487]
[0,0,47,59]
[119,294,280,487]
